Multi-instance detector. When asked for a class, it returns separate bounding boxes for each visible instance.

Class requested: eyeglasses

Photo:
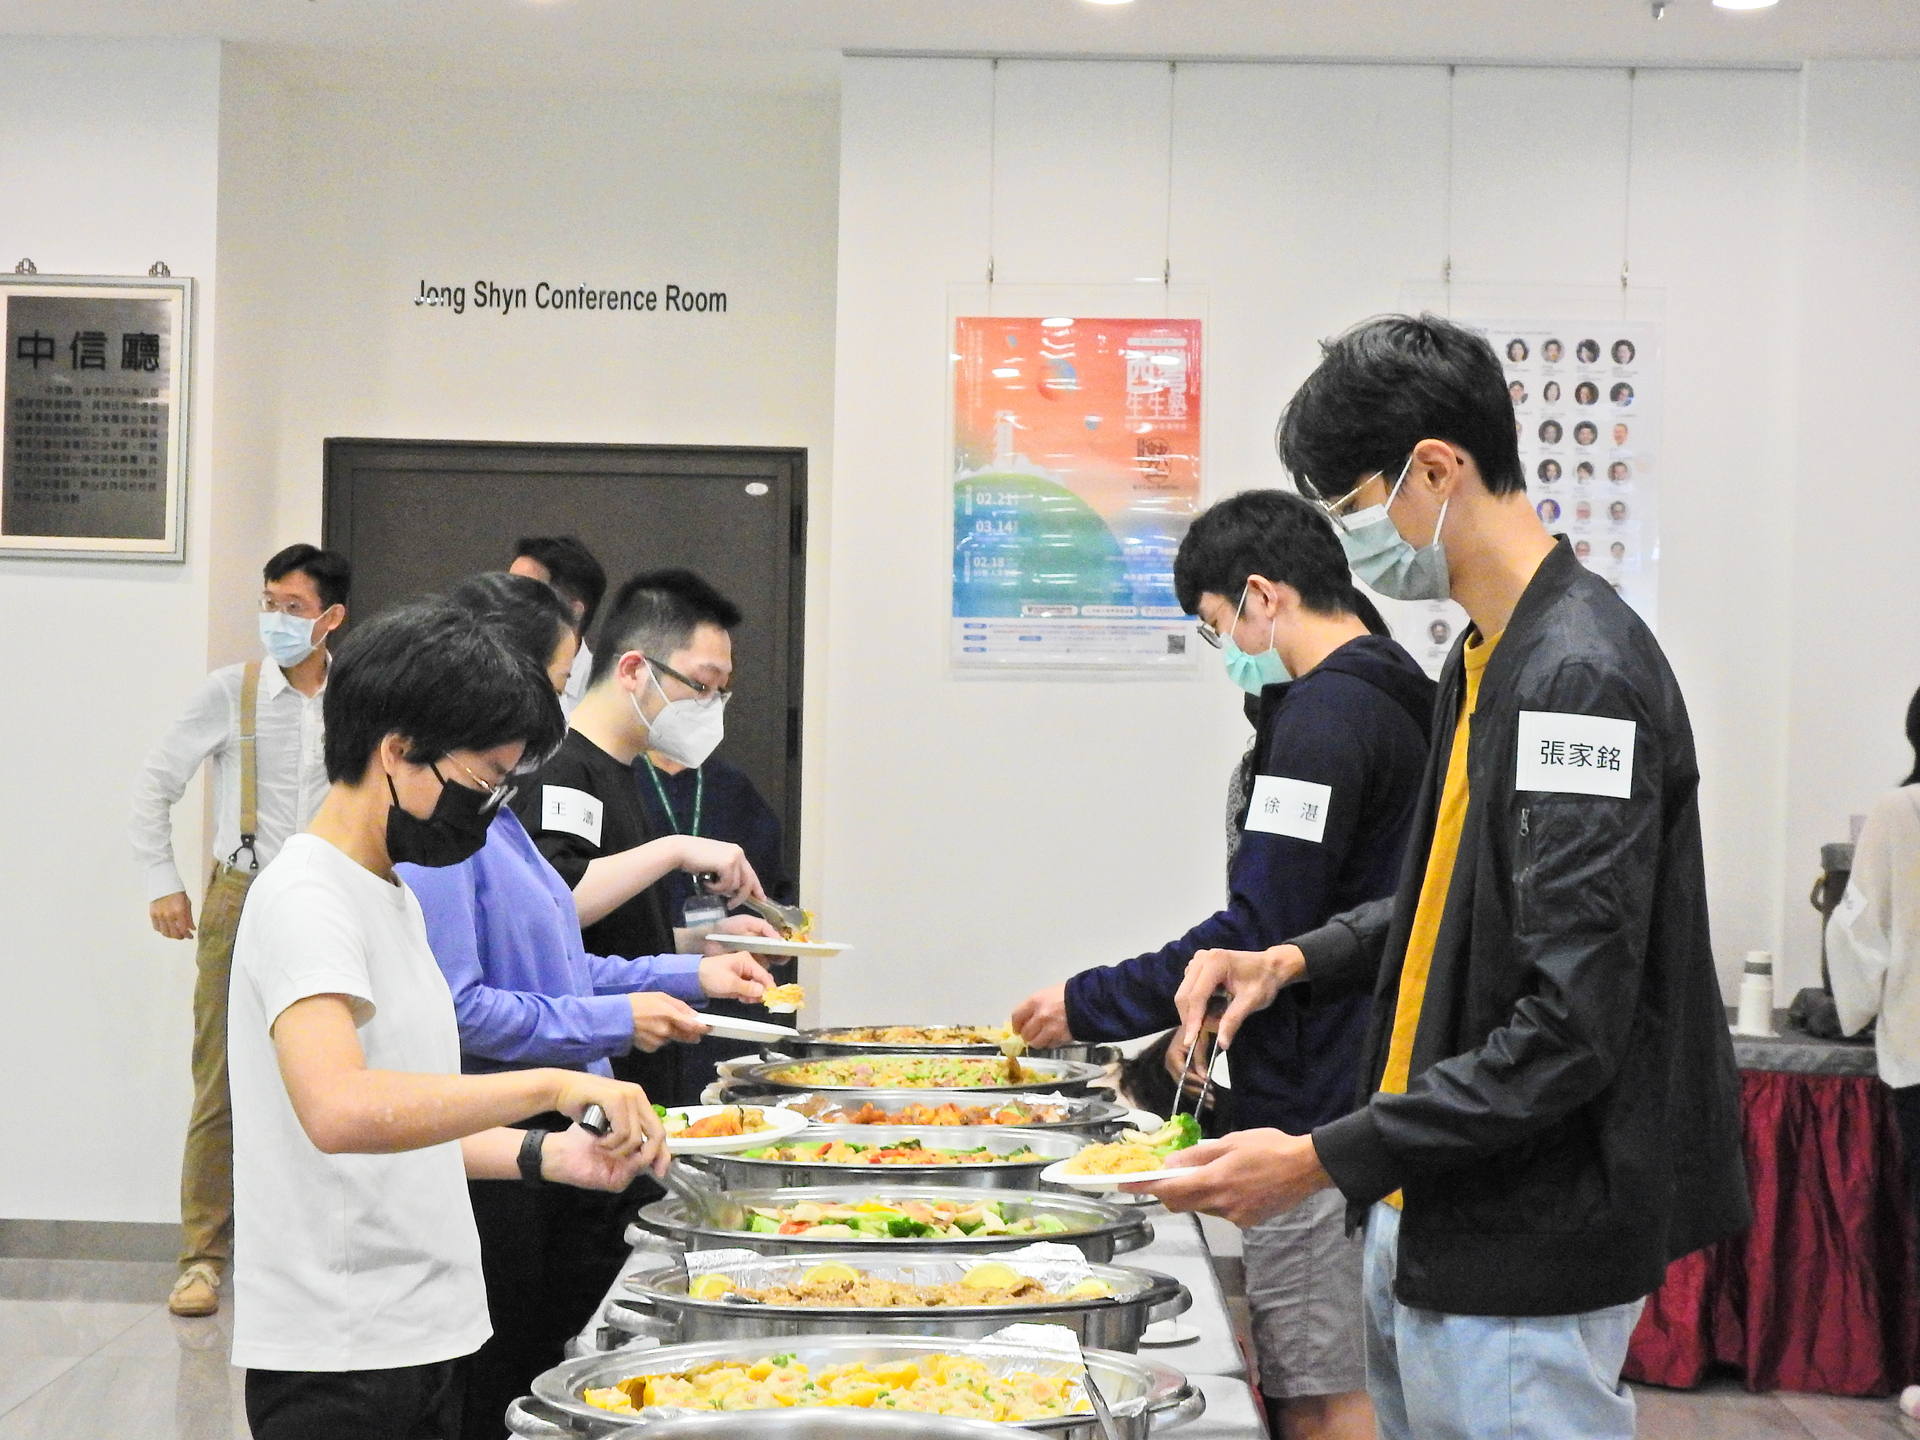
[1314,473,1383,532]
[644,655,734,705]
[433,759,516,815]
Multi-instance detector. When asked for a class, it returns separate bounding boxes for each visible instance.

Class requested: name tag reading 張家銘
[541,785,603,845]
[1515,711,1636,798]
[1245,775,1333,844]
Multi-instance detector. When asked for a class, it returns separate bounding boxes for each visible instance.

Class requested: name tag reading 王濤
[541,785,603,845]
[1245,775,1333,844]
[1514,711,1636,798]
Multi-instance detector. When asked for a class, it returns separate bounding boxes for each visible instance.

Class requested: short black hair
[448,571,577,673]
[590,568,743,686]
[1275,313,1526,502]
[264,543,352,610]
[512,535,607,633]
[323,597,565,785]
[1173,489,1363,619]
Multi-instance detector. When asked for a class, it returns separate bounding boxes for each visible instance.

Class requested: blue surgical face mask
[259,610,319,668]
[1220,583,1290,695]
[1335,455,1451,603]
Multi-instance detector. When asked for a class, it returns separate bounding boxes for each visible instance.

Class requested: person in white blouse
[1827,689,1920,1418]
[128,542,351,1318]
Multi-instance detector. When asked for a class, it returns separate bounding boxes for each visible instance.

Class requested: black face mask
[386,767,497,868]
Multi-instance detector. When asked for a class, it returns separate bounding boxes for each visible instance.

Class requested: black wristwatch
[517,1128,551,1189]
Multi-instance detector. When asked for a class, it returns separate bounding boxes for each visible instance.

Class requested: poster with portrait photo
[1476,320,1661,629]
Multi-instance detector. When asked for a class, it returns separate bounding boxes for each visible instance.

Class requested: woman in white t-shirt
[228,597,668,1440]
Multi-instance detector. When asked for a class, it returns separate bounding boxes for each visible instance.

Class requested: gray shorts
[1243,1186,1367,1399]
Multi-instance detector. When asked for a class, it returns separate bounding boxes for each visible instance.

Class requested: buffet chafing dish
[729,1054,1107,1098]
[528,1334,1204,1440]
[635,1184,1153,1262]
[726,1090,1134,1139]
[508,1397,1019,1440]
[604,1250,1189,1352]
[777,1026,1117,1067]
[688,1126,1083,1192]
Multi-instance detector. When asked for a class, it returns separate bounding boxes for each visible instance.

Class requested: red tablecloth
[1624,1068,1919,1396]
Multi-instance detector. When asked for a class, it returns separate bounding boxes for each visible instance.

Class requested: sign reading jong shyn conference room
[414,277,728,316]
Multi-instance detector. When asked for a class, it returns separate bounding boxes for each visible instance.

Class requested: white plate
[701,1015,801,1043]
[1040,1156,1200,1191]
[663,1103,812,1155]
[1123,1110,1164,1132]
[713,935,851,958]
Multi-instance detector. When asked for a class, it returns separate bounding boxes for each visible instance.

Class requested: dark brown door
[323,438,805,860]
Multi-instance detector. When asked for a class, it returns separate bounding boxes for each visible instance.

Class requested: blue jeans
[1363,1202,1645,1440]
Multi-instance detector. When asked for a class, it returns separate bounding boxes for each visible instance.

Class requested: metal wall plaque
[1,275,193,562]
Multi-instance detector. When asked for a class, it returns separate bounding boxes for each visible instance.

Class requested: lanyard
[643,756,703,837]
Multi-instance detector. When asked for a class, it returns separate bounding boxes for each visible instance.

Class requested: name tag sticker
[1245,775,1333,844]
[541,785,603,845]
[1515,711,1636,798]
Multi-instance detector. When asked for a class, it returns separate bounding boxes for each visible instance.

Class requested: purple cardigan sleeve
[403,854,637,1068]
[588,951,708,1005]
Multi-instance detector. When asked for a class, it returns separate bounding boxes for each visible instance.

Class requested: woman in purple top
[399,573,775,1440]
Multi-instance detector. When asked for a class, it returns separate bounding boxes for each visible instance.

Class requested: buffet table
[1624,1013,1919,1397]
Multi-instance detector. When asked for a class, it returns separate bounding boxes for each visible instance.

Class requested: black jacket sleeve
[1314,658,1668,1206]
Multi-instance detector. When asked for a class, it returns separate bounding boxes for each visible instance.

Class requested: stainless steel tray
[509,1397,1018,1439]
[688,1126,1084,1192]
[634,1183,1154,1262]
[725,1090,1133,1139]
[608,1249,1189,1353]
[732,1054,1106,1097]
[781,1026,1116,1066]
[529,1333,1203,1440]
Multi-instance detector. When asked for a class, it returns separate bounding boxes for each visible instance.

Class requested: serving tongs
[1172,988,1230,1125]
[694,873,812,938]
[579,1104,746,1230]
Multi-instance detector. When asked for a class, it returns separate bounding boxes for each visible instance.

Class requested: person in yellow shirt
[1139,315,1748,1440]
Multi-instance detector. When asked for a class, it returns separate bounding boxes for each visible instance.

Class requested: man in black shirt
[513,569,775,1102]
[637,748,798,1100]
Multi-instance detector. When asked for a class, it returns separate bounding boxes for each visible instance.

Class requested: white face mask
[630,666,725,769]
[258,610,318,668]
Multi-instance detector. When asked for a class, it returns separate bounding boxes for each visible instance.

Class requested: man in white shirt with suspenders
[130,544,351,1316]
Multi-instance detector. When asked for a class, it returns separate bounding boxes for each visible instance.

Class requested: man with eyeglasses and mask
[130,542,351,1319]
[513,568,780,1106]
[1136,314,1748,1440]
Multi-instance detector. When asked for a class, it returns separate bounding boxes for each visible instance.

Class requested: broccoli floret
[1124,1114,1202,1153]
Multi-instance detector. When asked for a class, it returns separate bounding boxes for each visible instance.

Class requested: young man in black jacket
[1141,315,1749,1440]
[1012,490,1433,1439]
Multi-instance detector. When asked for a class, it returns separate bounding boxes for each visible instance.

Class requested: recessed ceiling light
[1083,0,1137,7]
[1712,0,1779,9]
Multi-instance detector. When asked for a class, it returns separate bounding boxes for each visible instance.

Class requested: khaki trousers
[179,864,253,1271]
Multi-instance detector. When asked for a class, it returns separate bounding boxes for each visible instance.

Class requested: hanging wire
[1620,67,1637,319]
[1443,65,1456,315]
[986,58,1000,295]
[1163,61,1178,308]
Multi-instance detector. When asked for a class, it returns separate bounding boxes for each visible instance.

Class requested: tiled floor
[2,1257,1916,1439]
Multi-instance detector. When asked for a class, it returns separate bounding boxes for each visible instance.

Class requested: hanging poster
[951,316,1201,671]
[1,275,193,562]
[1385,319,1662,676]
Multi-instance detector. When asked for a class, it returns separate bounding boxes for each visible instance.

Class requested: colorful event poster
[951,316,1202,671]
[1387,320,1663,678]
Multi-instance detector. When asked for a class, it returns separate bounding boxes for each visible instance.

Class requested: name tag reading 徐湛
[1515,711,1636,798]
[541,785,604,845]
[1245,775,1333,844]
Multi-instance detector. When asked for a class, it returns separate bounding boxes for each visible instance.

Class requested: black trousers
[1891,1083,1920,1243]
[246,1360,463,1440]
[460,1171,662,1440]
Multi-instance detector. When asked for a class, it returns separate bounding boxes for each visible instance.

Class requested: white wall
[824,56,1811,1024]
[1782,61,1920,979]
[0,37,221,1220]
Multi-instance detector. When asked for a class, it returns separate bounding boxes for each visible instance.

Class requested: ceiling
[1,0,1915,91]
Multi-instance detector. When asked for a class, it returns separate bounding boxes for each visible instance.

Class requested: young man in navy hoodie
[1013,488,1433,1440]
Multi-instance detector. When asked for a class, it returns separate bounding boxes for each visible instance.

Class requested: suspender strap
[229,661,262,872]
